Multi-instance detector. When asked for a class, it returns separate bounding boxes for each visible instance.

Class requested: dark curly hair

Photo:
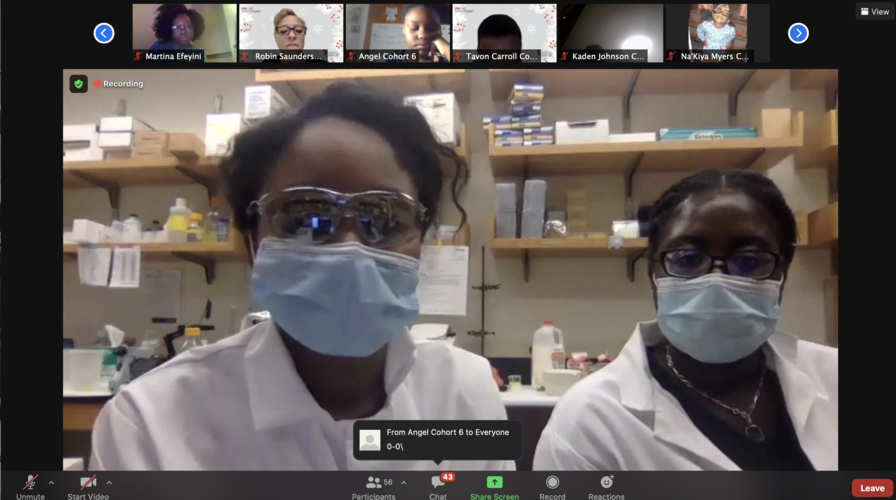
[647,169,797,265]
[152,4,206,42]
[219,82,469,247]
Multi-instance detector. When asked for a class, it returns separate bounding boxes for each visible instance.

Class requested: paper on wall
[142,269,182,324]
[416,246,469,316]
[109,246,141,288]
[78,245,112,286]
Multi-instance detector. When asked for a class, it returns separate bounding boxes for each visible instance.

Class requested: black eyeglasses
[248,187,427,249]
[172,25,194,33]
[713,7,731,15]
[275,26,307,36]
[657,249,781,280]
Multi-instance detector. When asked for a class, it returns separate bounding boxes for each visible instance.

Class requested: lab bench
[63,391,112,463]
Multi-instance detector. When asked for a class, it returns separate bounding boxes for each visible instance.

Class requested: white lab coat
[534,321,838,471]
[90,320,515,471]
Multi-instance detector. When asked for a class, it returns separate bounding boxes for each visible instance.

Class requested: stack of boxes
[521,180,547,238]
[566,190,588,235]
[95,117,172,160]
[495,183,517,238]
[484,83,554,147]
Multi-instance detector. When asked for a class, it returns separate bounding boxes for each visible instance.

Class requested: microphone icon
[27,475,36,490]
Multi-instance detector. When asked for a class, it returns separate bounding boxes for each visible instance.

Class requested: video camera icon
[80,477,97,488]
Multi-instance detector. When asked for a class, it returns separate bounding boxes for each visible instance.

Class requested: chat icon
[432,476,444,488]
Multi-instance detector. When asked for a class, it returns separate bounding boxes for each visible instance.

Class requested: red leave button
[853,479,894,497]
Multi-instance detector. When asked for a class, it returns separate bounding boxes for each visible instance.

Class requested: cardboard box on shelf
[131,144,169,159]
[105,150,132,160]
[99,116,149,133]
[169,133,205,158]
[97,132,133,150]
[135,131,170,148]
[759,108,793,139]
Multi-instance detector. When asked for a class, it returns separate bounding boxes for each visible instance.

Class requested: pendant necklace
[665,344,767,443]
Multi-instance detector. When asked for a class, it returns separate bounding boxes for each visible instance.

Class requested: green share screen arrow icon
[487,476,503,488]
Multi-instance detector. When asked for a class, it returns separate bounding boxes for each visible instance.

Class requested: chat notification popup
[353,421,522,464]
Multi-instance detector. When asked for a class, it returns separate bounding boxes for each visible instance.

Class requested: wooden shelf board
[492,236,648,258]
[63,157,221,189]
[256,69,471,103]
[807,202,838,248]
[488,134,803,177]
[791,70,838,91]
[797,110,838,169]
[488,69,781,101]
[63,242,245,262]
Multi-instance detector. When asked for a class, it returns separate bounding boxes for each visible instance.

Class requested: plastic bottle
[181,327,203,351]
[123,214,142,242]
[216,217,231,243]
[166,198,191,243]
[187,213,205,243]
[204,197,222,243]
[531,321,565,391]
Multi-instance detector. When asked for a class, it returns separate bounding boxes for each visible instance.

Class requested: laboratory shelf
[255,69,472,104]
[491,235,648,258]
[63,242,245,262]
[807,202,838,247]
[488,69,783,101]
[485,111,804,177]
[423,222,471,247]
[797,110,838,169]
[63,156,221,190]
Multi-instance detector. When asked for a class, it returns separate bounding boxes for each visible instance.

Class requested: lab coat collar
[244,320,417,430]
[622,321,828,470]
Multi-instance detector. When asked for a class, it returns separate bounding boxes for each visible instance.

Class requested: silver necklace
[665,344,767,443]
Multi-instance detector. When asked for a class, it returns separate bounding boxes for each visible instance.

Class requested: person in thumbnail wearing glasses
[477,14,523,52]
[697,4,737,50]
[268,8,326,63]
[535,170,837,471]
[89,83,515,472]
[149,4,207,62]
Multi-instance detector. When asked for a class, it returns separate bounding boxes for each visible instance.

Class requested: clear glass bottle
[204,197,222,243]
[187,213,204,243]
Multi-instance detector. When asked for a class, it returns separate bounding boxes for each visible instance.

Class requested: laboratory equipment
[216,217,231,243]
[123,214,142,242]
[508,374,522,391]
[187,213,204,242]
[166,197,191,243]
[204,198,222,243]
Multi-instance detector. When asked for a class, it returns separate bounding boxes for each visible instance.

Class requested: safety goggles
[248,187,427,248]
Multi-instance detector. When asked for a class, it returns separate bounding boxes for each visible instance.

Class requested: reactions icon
[601,476,613,488]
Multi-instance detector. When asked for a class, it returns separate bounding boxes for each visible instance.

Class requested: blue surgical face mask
[250,238,420,357]
[655,274,782,364]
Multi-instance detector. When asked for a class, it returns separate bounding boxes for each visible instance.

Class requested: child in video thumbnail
[697,4,736,50]
[477,14,523,51]
[150,4,207,61]
[404,4,450,62]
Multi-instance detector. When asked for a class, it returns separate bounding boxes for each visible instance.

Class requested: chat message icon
[432,476,444,488]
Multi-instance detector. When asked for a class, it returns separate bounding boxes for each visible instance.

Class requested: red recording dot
[94,80,102,87]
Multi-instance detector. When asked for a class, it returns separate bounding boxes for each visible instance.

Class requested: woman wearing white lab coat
[90,84,514,471]
[534,169,837,471]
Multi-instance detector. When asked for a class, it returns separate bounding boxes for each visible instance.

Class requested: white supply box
[98,132,134,150]
[555,120,610,145]
[607,132,657,143]
[244,85,288,121]
[403,93,462,146]
[206,113,244,156]
[63,124,104,162]
[71,219,107,244]
[100,116,149,133]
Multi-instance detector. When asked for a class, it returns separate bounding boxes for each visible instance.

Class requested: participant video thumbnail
[453,4,557,62]
[238,4,342,63]
[558,4,663,62]
[345,4,451,63]
[132,4,237,62]
[664,4,770,63]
